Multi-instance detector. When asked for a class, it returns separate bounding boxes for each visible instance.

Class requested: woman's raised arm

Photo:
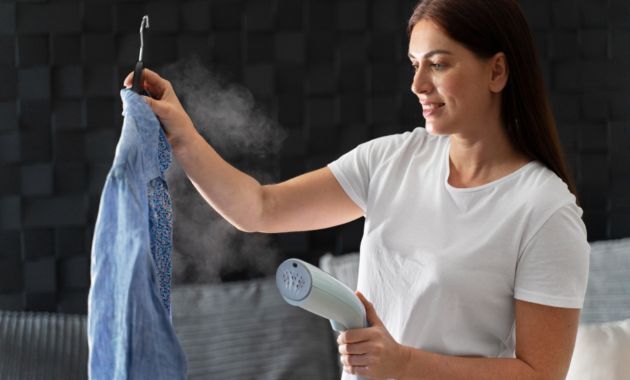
[124,69,363,233]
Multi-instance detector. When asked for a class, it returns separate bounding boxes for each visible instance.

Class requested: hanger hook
[138,15,150,61]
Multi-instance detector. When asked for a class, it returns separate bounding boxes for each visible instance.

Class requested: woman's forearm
[400,346,540,380]
[171,127,264,232]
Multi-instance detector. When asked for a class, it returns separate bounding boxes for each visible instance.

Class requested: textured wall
[0,0,629,314]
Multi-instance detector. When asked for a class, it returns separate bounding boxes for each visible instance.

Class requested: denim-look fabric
[87,89,187,380]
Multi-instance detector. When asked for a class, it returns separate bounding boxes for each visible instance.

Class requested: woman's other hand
[337,291,411,379]
[124,68,196,149]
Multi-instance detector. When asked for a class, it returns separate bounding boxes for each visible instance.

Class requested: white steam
[161,57,287,284]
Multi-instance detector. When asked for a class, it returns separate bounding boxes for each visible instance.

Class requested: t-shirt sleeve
[514,204,590,308]
[326,140,373,214]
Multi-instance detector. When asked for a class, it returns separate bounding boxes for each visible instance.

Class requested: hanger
[132,15,150,94]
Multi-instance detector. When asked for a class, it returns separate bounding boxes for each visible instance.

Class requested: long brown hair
[408,0,578,199]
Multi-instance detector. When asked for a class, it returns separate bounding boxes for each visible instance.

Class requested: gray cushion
[319,252,360,291]
[171,277,339,380]
[0,311,88,380]
[581,237,630,323]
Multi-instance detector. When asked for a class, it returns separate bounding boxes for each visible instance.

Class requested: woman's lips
[422,103,445,118]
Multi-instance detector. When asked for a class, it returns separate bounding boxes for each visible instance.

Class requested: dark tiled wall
[0,0,629,314]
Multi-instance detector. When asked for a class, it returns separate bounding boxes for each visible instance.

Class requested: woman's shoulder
[363,126,446,160]
[515,161,582,223]
[520,162,574,199]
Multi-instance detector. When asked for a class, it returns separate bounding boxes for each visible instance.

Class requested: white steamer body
[276,258,368,380]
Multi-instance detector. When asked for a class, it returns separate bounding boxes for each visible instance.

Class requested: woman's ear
[489,52,509,93]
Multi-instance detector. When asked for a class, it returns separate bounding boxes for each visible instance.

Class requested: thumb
[355,291,383,327]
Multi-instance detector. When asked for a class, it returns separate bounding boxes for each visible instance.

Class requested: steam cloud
[159,56,287,284]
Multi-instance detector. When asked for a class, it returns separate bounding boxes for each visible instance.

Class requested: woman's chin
[424,121,449,136]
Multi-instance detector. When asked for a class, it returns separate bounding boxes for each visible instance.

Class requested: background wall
[0,0,628,314]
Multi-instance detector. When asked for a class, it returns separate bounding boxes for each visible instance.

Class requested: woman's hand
[338,291,411,379]
[123,68,196,148]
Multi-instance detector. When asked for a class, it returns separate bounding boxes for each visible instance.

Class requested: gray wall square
[0,67,17,101]
[0,196,21,231]
[24,292,56,312]
[20,130,51,162]
[17,35,49,67]
[0,165,20,195]
[336,0,366,31]
[52,66,83,99]
[16,4,50,35]
[57,289,88,314]
[0,293,23,311]
[21,228,54,260]
[21,163,54,196]
[18,67,50,100]
[84,130,117,163]
[52,100,84,130]
[143,34,177,65]
[54,162,87,194]
[55,227,86,257]
[48,3,81,34]
[244,0,274,31]
[24,258,56,293]
[306,64,336,95]
[0,231,20,257]
[181,1,210,32]
[0,132,20,163]
[114,2,147,33]
[276,0,303,30]
[0,37,15,66]
[211,0,243,30]
[23,195,87,227]
[274,33,305,63]
[19,100,51,131]
[0,4,16,34]
[609,0,630,28]
[58,256,90,289]
[51,35,81,65]
[146,2,179,33]
[0,102,18,131]
[0,253,23,291]
[84,4,113,33]
[83,34,116,64]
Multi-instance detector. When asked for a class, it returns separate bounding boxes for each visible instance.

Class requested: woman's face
[408,20,502,136]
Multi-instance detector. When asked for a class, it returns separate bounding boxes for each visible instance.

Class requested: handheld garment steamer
[276,258,368,380]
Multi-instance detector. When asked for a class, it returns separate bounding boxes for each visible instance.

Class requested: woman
[125,0,589,378]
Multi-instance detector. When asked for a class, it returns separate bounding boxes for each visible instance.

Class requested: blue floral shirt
[87,89,186,380]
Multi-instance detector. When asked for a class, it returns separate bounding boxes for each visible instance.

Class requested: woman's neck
[447,123,529,188]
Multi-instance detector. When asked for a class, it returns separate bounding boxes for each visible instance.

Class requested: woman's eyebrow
[408,49,453,60]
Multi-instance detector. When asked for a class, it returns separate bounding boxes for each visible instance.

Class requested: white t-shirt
[327,127,590,359]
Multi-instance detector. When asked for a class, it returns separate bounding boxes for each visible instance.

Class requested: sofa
[1,238,629,379]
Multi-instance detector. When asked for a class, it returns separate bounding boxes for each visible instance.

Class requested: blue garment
[88,89,187,380]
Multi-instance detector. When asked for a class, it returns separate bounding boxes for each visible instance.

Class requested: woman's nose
[411,69,432,96]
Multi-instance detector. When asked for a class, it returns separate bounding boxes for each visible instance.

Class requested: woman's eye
[431,62,445,70]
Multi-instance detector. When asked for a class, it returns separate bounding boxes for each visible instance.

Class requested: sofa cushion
[171,277,339,380]
[581,237,630,323]
[319,252,360,291]
[0,310,88,380]
[566,318,630,380]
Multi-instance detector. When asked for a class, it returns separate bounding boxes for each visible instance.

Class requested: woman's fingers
[122,68,169,99]
[123,71,134,88]
[142,96,170,119]
[340,353,370,367]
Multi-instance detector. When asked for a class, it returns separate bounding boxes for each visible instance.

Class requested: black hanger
[132,15,150,94]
